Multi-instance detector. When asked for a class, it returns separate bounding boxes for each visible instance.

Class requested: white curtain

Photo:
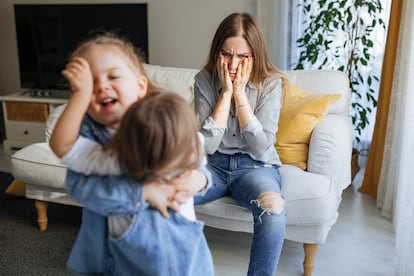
[256,0,390,149]
[255,0,299,70]
[376,0,414,274]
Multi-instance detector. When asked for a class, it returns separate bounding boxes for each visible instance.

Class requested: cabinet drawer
[5,101,49,122]
[4,121,46,142]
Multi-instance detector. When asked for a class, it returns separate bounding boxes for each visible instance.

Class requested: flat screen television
[14,3,148,97]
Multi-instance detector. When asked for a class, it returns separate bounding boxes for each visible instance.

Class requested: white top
[61,134,207,224]
[61,133,204,237]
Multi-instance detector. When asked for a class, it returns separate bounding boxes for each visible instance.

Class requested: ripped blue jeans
[194,152,286,276]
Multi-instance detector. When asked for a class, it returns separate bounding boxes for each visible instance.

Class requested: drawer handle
[24,130,29,135]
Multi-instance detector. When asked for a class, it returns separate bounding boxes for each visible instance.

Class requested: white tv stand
[28,89,71,99]
[0,91,67,153]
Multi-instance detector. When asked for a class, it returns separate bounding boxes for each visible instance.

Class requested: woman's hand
[212,54,234,127]
[233,56,253,98]
[217,54,233,95]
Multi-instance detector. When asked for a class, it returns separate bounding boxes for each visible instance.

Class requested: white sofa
[11,64,353,276]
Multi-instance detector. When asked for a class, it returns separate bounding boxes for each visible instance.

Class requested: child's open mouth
[101,98,117,107]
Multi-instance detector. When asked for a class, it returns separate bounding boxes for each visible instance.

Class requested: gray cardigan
[194,69,282,166]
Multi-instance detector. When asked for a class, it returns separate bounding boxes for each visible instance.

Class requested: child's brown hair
[109,91,203,181]
[69,32,156,92]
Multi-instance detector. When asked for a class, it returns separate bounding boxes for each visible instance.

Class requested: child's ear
[137,75,148,99]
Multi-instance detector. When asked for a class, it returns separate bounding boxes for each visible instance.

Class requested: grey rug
[0,172,81,276]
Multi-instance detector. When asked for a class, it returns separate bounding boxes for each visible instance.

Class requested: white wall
[0,0,253,95]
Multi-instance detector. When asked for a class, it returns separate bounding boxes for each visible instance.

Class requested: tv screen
[14,3,148,93]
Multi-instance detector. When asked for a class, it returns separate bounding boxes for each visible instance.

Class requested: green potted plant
[294,0,386,179]
[294,0,386,148]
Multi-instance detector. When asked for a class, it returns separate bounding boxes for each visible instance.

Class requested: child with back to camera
[49,32,213,275]
[54,91,213,275]
[58,91,207,222]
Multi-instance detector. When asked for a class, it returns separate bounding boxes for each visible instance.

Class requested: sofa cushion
[195,164,338,233]
[279,165,338,224]
[276,84,341,170]
[143,64,198,104]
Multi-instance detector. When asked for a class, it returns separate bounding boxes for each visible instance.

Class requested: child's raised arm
[50,57,93,158]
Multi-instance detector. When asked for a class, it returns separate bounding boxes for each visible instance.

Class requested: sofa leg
[34,200,48,231]
[303,243,318,276]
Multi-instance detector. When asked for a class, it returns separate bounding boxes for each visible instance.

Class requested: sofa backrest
[45,64,350,141]
[143,64,198,104]
[284,70,350,114]
[143,64,350,114]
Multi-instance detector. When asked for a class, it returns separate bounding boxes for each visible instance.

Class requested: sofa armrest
[307,114,353,191]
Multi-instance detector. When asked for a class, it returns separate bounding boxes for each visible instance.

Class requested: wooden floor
[0,147,397,275]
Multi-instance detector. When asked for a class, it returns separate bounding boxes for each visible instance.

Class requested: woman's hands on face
[213,52,253,126]
[217,54,233,95]
[217,54,253,96]
[233,56,253,96]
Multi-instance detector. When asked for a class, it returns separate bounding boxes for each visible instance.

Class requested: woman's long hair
[204,13,286,88]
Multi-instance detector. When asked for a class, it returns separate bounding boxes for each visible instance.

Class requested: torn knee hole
[251,192,284,215]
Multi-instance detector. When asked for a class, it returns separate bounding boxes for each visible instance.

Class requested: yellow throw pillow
[276,84,341,170]
[5,179,26,197]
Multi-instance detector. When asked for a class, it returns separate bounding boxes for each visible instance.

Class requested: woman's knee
[251,191,285,216]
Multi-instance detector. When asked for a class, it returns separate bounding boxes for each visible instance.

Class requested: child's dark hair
[109,91,203,181]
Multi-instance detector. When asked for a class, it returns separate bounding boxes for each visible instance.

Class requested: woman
[194,13,287,275]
